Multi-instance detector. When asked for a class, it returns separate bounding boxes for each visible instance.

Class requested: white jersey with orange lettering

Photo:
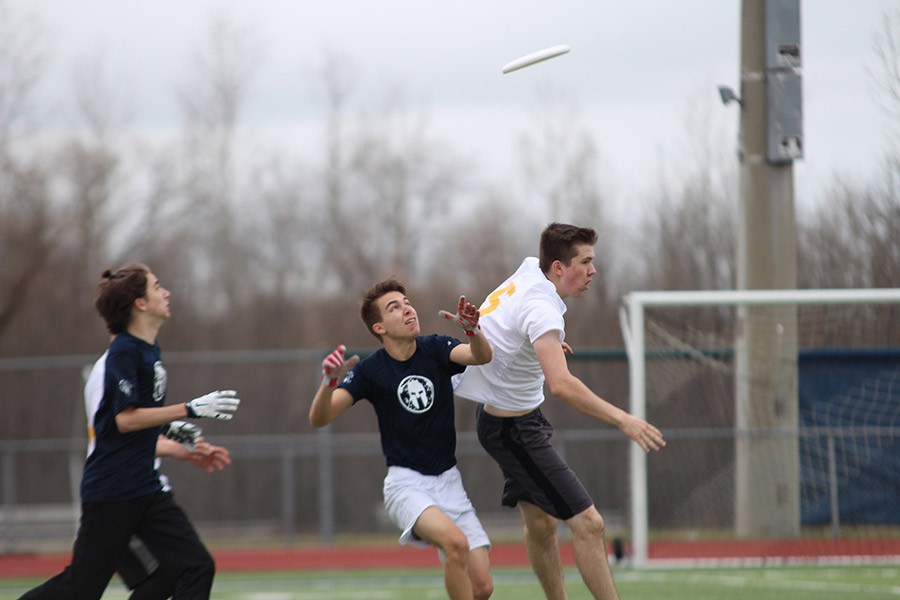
[453,257,566,412]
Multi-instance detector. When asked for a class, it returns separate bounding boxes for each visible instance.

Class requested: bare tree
[175,15,263,316]
[0,1,54,346]
[518,87,610,228]
[310,50,378,295]
[515,86,621,338]
[870,4,900,130]
[57,50,132,277]
[348,90,464,284]
[0,164,56,345]
[310,55,466,294]
[632,86,737,294]
[427,186,533,300]
[0,0,46,157]
[800,4,900,291]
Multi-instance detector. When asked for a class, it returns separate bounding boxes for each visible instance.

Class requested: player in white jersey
[455,223,666,600]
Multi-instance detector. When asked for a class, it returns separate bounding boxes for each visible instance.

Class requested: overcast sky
[14,0,898,212]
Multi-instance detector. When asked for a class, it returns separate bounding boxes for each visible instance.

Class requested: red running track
[2,538,898,579]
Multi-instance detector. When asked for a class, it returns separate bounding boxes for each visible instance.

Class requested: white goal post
[618,287,900,567]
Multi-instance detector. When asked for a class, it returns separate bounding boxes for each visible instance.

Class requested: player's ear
[373,322,386,336]
[552,260,565,277]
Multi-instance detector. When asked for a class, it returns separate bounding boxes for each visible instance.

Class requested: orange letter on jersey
[480,282,516,316]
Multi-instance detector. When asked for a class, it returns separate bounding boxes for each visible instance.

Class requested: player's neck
[127,315,162,346]
[383,335,417,362]
[544,271,567,299]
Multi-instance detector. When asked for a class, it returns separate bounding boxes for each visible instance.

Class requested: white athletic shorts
[383,465,491,551]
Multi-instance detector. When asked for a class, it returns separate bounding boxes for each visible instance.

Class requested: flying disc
[501,45,571,74]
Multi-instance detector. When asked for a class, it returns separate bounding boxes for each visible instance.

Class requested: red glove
[322,345,359,387]
[439,295,481,337]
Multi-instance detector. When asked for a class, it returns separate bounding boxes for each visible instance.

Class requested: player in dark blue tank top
[309,279,495,600]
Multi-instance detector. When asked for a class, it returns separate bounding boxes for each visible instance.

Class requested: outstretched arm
[186,441,232,472]
[440,295,492,366]
[115,390,241,433]
[156,435,193,459]
[116,403,196,433]
[156,436,233,473]
[309,345,357,427]
[533,332,666,453]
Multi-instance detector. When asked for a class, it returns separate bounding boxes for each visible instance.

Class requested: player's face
[142,272,171,321]
[559,244,596,299]
[375,291,419,339]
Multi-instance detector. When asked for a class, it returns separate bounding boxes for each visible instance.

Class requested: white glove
[164,420,202,452]
[322,345,360,388]
[185,390,240,420]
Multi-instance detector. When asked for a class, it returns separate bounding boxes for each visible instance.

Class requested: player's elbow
[115,413,140,434]
[114,406,146,433]
[545,375,574,400]
[308,410,330,428]
[475,345,492,365]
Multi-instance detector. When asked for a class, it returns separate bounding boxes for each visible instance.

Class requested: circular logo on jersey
[397,375,434,414]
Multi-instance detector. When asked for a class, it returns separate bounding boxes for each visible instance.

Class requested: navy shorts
[476,405,593,520]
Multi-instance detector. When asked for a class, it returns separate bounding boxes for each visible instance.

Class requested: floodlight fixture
[718,85,742,107]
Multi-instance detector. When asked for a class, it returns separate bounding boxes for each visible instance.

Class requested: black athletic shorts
[476,404,593,520]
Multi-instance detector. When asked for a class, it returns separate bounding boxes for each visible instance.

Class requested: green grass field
[3,564,899,599]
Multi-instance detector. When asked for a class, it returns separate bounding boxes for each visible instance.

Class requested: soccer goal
[618,288,900,567]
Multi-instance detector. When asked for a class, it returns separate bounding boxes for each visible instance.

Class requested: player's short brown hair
[360,279,407,341]
[539,223,598,273]
[94,263,151,334]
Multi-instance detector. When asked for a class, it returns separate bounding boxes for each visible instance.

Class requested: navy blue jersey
[339,334,465,475]
[80,333,167,502]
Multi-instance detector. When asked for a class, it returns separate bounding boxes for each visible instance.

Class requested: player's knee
[441,532,471,566]
[472,576,494,600]
[524,509,558,540]
[468,547,493,599]
[572,506,606,540]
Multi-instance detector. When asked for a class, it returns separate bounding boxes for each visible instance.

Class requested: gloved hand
[322,345,359,388]
[185,390,240,420]
[438,295,481,336]
[164,420,202,452]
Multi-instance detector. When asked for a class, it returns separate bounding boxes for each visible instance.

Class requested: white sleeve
[518,292,564,344]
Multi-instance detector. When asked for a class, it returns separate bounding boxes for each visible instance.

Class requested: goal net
[619,288,900,567]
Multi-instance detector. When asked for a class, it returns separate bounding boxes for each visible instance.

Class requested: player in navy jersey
[309,279,494,600]
[84,346,232,598]
[20,263,241,600]
[454,223,666,600]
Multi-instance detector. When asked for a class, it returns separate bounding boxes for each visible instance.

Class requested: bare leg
[413,506,475,600]
[519,501,568,600]
[566,506,619,600]
[466,545,493,600]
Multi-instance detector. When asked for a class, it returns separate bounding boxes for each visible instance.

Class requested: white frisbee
[501,45,571,74]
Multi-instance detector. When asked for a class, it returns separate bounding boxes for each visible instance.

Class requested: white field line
[615,569,900,596]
